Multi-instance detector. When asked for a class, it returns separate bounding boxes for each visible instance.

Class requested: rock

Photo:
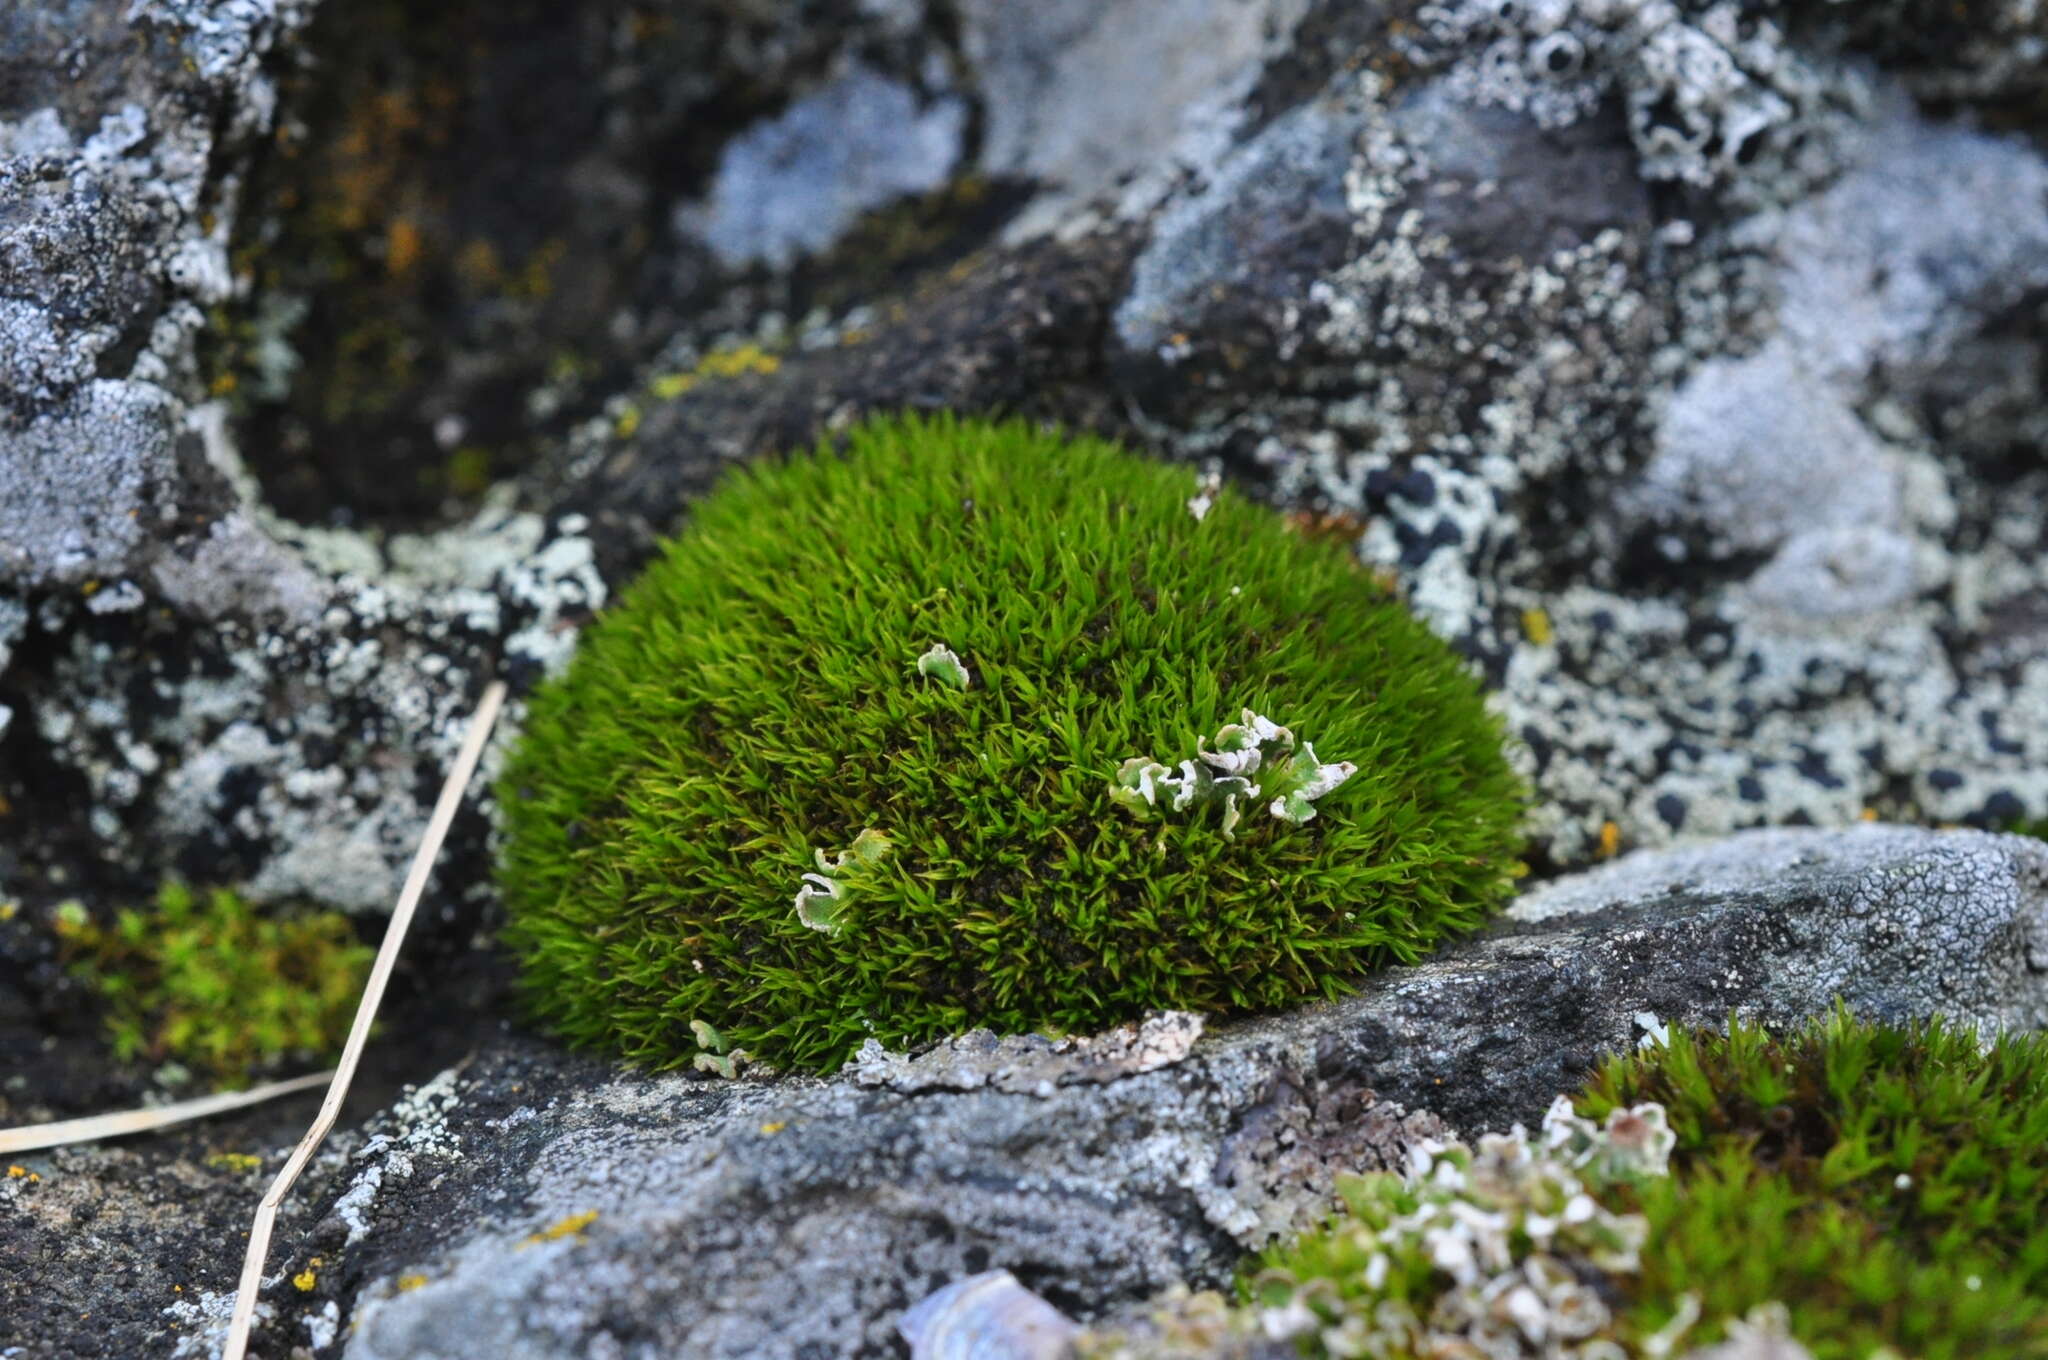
[171,825,2036,1360]
[683,58,968,272]
[0,0,308,593]
[960,0,1313,238]
[0,1086,361,1360]
[1623,350,1902,561]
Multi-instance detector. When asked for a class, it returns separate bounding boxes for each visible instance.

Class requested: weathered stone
[179,825,2040,1360]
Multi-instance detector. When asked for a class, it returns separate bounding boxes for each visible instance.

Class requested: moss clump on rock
[54,881,373,1087]
[1583,1004,2048,1358]
[497,412,1524,1073]
[1082,1007,2048,1358]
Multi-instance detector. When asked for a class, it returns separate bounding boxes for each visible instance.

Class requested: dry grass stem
[0,1070,336,1155]
[222,679,506,1360]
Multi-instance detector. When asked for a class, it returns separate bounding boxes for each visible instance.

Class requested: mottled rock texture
[73,825,2019,1360]
[4,0,2048,1352]
[5,0,2047,921]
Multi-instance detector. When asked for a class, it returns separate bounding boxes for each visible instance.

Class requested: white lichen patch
[1113,709,1354,839]
[331,1068,467,1247]
[165,1287,268,1360]
[914,642,971,690]
[1080,1096,1699,1360]
[796,826,893,935]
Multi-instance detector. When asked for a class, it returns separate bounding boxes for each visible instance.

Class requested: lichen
[1080,1007,2048,1359]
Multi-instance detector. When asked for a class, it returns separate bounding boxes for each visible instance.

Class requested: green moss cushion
[1583,1006,2048,1357]
[498,413,1523,1072]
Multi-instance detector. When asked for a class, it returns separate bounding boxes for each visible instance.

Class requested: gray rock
[1624,345,1901,560]
[685,59,968,271]
[0,379,219,589]
[247,825,2045,1360]
[0,0,310,592]
[960,0,1312,236]
[1115,94,1361,360]
[1133,42,2048,858]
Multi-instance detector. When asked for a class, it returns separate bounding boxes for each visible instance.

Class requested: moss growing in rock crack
[1081,1007,2048,1358]
[54,881,373,1087]
[1581,1004,2048,1358]
[497,412,1524,1073]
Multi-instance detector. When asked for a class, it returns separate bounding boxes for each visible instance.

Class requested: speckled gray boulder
[6,0,2048,918]
[203,825,2046,1360]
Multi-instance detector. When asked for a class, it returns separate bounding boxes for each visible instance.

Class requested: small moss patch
[55,881,373,1087]
[1582,1005,2048,1358]
[1083,1007,2048,1358]
[498,412,1524,1073]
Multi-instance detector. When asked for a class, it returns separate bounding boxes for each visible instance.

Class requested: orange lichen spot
[293,1268,317,1292]
[1521,607,1554,646]
[1283,507,1370,549]
[209,371,239,397]
[386,218,425,278]
[396,1273,430,1293]
[839,327,870,347]
[80,580,100,597]
[1860,807,1880,821]
[758,1121,786,1135]
[6,1165,25,1178]
[521,1209,600,1248]
[1598,820,1621,859]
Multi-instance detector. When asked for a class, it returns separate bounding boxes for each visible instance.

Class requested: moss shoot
[1088,1007,2048,1358]
[498,412,1524,1073]
[1582,1005,2048,1358]
[55,881,373,1087]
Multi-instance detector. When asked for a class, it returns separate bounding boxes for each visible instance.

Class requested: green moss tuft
[1581,1004,2048,1358]
[498,412,1525,1073]
[1086,1008,2048,1358]
[55,881,373,1087]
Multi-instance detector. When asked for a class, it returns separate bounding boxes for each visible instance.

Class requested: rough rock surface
[5,1,2048,1351]
[82,824,2015,1360]
[5,0,2048,919]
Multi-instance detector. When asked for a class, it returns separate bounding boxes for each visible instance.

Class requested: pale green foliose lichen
[1111,709,1356,839]
[794,826,894,935]
[915,642,971,690]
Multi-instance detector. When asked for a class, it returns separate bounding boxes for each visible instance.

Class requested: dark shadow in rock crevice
[213,0,996,533]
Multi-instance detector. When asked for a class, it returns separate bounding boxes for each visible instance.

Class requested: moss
[54,881,373,1087]
[1086,1007,2048,1358]
[2009,816,2048,842]
[498,412,1525,1074]
[1581,1005,2048,1358]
